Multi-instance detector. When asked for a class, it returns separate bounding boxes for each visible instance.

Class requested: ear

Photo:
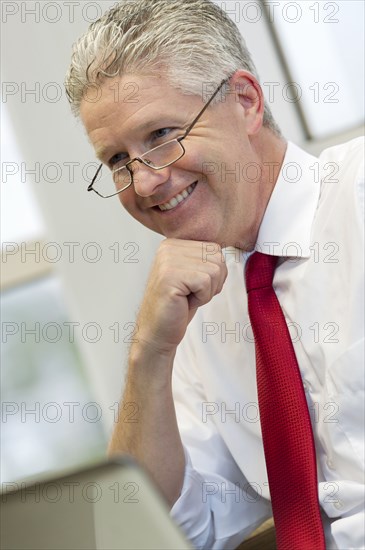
[229,70,264,136]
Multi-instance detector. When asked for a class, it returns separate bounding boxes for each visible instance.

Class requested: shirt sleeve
[170,332,272,550]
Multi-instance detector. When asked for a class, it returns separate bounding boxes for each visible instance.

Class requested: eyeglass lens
[93,139,184,197]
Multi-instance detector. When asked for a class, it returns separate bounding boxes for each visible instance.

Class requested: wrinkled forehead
[80,74,205,126]
[79,74,207,161]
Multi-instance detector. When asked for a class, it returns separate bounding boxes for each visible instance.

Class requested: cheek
[117,189,138,215]
[182,141,220,170]
[117,190,157,232]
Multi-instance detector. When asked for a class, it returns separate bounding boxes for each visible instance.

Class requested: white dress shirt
[170,139,365,550]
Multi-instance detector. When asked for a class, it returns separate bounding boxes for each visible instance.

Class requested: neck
[255,128,287,191]
[236,130,287,252]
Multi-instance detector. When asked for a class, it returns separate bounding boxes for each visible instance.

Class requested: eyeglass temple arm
[180,75,232,139]
[88,74,233,193]
[88,163,103,192]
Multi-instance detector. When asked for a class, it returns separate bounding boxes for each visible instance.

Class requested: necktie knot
[245,252,279,293]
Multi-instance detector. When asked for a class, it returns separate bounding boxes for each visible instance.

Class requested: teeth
[159,184,195,211]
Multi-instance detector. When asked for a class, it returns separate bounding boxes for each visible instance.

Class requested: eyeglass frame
[87,75,232,198]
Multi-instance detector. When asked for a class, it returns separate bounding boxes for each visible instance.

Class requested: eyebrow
[95,145,113,163]
[94,117,186,163]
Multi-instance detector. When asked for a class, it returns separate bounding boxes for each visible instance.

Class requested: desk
[236,519,276,550]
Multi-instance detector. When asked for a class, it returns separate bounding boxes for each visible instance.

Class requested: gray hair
[65,0,281,136]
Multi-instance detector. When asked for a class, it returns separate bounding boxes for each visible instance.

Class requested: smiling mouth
[157,182,197,211]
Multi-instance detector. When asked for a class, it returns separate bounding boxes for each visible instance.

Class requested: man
[66,0,364,548]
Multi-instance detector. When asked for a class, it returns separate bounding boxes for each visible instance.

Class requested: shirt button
[326,458,336,470]
[334,500,343,510]
[303,379,312,392]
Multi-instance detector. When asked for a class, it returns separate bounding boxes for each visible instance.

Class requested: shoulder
[319,137,364,181]
[319,137,364,220]
[319,136,364,162]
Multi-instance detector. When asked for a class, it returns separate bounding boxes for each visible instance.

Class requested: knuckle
[210,263,221,277]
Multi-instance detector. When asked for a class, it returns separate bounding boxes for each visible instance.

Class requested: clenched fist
[134,239,228,358]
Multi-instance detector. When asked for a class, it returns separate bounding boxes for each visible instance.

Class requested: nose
[131,161,172,197]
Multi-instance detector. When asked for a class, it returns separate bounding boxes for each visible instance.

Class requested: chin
[144,215,228,244]
[164,226,221,243]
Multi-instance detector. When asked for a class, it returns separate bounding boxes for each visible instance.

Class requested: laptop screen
[0,456,192,550]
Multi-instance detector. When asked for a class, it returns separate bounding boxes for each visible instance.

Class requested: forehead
[79,74,203,159]
[80,75,202,133]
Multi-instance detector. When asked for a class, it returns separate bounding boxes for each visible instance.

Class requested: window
[265,0,364,139]
[1,106,106,483]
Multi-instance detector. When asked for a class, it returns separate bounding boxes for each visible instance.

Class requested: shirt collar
[255,141,320,258]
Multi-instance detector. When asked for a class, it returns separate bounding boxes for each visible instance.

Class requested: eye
[152,128,174,140]
[109,152,128,169]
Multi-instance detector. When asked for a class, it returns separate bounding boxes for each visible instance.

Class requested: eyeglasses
[87,76,230,198]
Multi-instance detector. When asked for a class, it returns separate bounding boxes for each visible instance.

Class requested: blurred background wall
[1,0,364,482]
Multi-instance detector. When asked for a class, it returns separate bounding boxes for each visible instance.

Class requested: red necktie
[245,252,325,550]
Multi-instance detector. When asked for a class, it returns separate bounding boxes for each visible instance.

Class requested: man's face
[80,74,267,248]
